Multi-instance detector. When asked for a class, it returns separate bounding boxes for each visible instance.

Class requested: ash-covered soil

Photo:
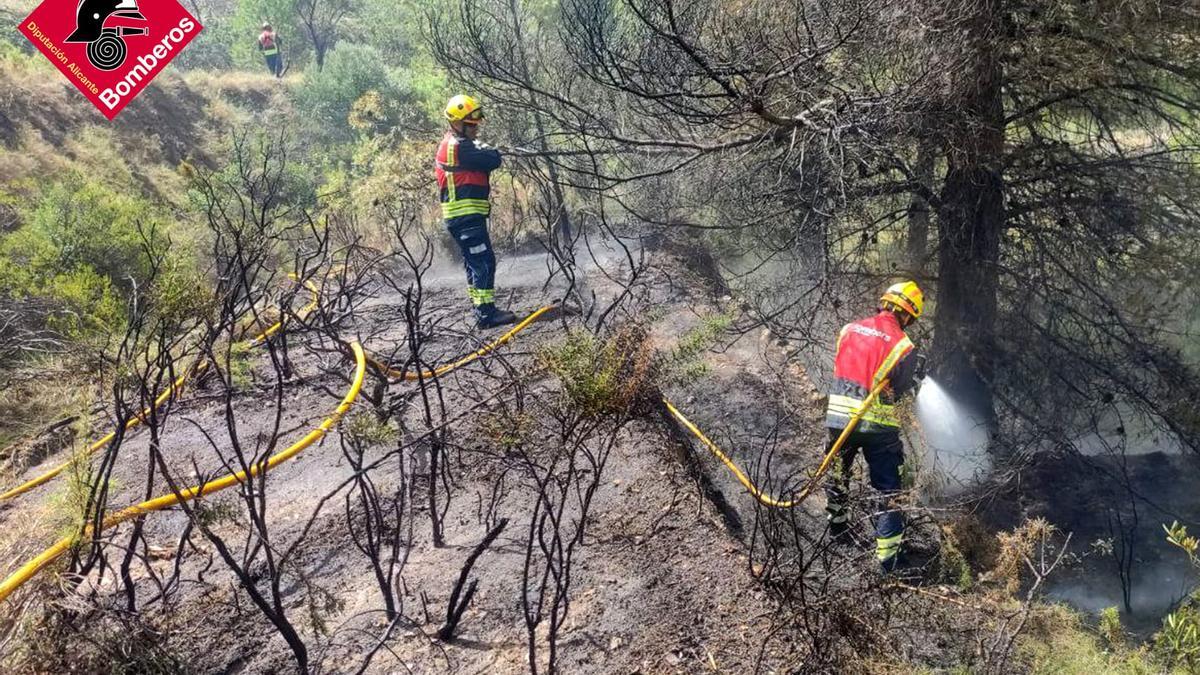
[0,241,906,673]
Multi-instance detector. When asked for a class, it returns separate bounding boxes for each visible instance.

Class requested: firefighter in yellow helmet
[824,281,924,572]
[434,95,517,328]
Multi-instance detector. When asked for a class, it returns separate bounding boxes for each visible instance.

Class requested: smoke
[1047,559,1198,635]
[1073,406,1184,457]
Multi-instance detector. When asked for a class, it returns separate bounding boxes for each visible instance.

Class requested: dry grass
[993,517,1057,594]
[1020,603,1163,675]
[0,363,90,466]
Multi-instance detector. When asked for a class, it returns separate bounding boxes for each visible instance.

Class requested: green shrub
[149,258,215,330]
[539,327,656,418]
[173,18,238,71]
[7,179,157,281]
[296,44,409,141]
[345,412,397,447]
[1099,606,1125,651]
[40,267,124,338]
[1155,604,1200,670]
[1021,603,1159,675]
[1155,522,1200,670]
[0,177,174,340]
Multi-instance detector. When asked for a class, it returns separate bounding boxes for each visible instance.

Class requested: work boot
[829,521,851,542]
[476,306,518,329]
[879,552,916,578]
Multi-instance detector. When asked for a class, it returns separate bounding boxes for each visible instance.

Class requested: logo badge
[18,0,202,120]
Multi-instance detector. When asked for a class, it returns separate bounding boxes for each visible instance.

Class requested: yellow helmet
[880,280,924,319]
[445,94,484,124]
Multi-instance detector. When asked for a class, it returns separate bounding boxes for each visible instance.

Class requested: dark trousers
[824,428,905,562]
[265,53,282,77]
[446,216,497,318]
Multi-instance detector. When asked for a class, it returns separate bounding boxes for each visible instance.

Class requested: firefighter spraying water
[823,281,925,573]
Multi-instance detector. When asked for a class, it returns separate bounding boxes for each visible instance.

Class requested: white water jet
[912,377,992,492]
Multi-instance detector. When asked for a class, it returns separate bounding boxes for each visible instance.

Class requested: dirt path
[0,241,842,673]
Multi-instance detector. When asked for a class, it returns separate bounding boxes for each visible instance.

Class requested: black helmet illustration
[65,0,148,71]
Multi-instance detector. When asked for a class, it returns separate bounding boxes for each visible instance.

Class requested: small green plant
[1156,522,1200,669]
[1166,521,1199,562]
[345,412,397,447]
[1155,604,1200,670]
[671,359,710,384]
[193,500,239,529]
[479,410,535,451]
[226,341,254,391]
[1099,606,1124,652]
[48,444,115,540]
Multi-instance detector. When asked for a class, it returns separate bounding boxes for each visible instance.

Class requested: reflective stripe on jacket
[435,131,501,222]
[259,32,278,55]
[825,311,916,431]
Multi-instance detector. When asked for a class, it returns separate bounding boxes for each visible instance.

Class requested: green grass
[1021,604,1165,675]
[663,309,734,386]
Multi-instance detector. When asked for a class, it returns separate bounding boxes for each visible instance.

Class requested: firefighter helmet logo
[65,0,148,71]
[17,0,201,119]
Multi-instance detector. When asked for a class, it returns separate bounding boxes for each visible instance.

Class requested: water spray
[914,376,991,489]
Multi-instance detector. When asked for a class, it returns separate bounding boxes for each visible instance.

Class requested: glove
[913,353,928,382]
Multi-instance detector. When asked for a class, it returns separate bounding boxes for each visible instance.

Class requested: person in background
[257,22,282,78]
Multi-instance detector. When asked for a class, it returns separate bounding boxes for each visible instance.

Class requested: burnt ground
[0,241,844,672]
[0,240,961,673]
[985,447,1200,636]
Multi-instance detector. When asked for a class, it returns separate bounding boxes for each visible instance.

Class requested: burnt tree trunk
[906,143,935,273]
[932,1,1004,435]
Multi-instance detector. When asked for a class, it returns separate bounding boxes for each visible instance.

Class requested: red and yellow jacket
[435,131,502,223]
[825,310,918,432]
[258,31,278,55]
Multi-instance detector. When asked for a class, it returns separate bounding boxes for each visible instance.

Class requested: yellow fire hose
[0,342,366,605]
[664,375,893,509]
[0,367,202,502]
[0,276,323,502]
[0,303,553,603]
[663,397,799,508]
[5,286,894,602]
[368,305,554,381]
[247,276,322,346]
